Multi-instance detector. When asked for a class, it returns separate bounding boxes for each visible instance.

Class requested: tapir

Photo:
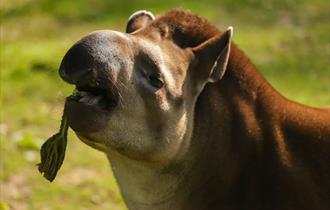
[59,9,330,210]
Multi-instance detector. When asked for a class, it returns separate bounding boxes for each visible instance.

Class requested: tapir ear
[193,26,233,83]
[126,10,155,33]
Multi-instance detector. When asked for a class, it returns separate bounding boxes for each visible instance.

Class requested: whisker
[116,79,127,108]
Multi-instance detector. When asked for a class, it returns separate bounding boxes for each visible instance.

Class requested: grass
[0,0,329,210]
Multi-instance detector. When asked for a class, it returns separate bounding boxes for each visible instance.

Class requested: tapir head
[60,10,232,161]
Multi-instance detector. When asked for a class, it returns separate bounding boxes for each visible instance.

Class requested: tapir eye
[148,73,164,89]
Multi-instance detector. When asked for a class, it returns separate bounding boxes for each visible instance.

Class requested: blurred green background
[0,0,329,209]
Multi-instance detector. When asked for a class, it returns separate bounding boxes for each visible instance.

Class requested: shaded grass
[0,1,329,210]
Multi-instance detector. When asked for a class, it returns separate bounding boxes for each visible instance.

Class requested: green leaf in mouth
[37,113,68,182]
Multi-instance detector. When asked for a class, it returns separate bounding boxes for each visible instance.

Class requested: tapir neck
[106,150,193,210]
[184,44,330,209]
[179,44,286,209]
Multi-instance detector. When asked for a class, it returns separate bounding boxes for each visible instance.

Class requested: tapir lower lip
[64,97,112,133]
[68,94,113,111]
[71,86,118,110]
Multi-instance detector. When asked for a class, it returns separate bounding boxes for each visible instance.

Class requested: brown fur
[188,45,330,209]
[149,9,219,47]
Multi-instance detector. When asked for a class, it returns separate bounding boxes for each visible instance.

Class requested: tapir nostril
[59,66,71,83]
[59,65,95,86]
[71,68,94,85]
[59,42,97,85]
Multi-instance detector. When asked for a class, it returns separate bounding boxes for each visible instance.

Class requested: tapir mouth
[68,85,118,111]
[64,83,119,133]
